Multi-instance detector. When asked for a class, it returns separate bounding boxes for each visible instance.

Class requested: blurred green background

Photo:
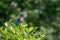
[0,0,60,40]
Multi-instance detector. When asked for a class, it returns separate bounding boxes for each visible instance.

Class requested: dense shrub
[0,23,45,40]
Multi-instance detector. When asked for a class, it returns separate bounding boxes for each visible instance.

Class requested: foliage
[0,0,60,40]
[0,23,45,40]
[0,0,60,26]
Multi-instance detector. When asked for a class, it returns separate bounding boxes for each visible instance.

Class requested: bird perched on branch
[16,14,24,26]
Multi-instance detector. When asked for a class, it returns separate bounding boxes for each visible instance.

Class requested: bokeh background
[0,0,60,40]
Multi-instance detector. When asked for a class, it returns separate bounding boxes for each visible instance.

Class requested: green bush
[0,23,45,40]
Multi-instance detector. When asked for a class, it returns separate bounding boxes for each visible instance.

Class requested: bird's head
[19,14,24,22]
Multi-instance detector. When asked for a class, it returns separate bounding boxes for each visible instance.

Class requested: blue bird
[16,14,24,26]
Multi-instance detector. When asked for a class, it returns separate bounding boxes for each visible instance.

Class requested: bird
[16,14,24,26]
